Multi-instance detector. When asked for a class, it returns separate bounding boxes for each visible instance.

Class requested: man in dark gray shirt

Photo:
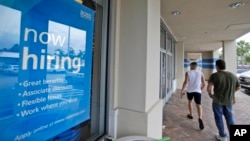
[207,59,240,141]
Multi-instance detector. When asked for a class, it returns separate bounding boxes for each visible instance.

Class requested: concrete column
[212,49,220,73]
[198,55,202,71]
[223,40,237,74]
[213,49,220,59]
[110,0,162,139]
[201,52,214,80]
[176,43,184,89]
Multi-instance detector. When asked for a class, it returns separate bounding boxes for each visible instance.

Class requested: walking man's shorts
[187,92,201,104]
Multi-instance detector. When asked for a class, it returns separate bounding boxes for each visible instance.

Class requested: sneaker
[215,134,227,141]
[198,118,204,130]
[186,114,193,119]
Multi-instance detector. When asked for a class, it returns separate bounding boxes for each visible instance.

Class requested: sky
[0,5,20,49]
[48,21,86,55]
[236,32,250,43]
[0,4,86,54]
[218,33,250,53]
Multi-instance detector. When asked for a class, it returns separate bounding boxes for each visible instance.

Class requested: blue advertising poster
[0,0,95,140]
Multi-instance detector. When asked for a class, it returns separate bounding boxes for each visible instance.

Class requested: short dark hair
[190,62,197,66]
[216,59,226,70]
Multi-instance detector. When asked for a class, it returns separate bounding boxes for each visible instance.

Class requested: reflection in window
[0,5,21,52]
[0,5,21,120]
[48,21,86,55]
[47,21,86,70]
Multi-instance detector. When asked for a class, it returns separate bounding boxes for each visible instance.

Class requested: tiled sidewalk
[162,88,250,141]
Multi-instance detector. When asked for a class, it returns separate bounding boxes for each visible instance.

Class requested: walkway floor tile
[163,88,250,141]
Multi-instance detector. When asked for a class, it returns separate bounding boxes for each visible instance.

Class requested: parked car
[2,64,19,75]
[238,70,250,91]
[237,69,249,77]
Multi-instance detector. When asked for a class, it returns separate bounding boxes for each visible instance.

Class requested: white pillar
[110,0,162,139]
[223,40,237,74]
[212,49,220,73]
[176,43,184,89]
[198,55,202,71]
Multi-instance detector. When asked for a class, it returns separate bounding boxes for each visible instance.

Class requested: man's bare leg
[196,104,202,119]
[196,104,204,130]
[187,100,193,119]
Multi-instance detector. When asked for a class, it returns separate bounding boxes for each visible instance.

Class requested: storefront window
[0,0,108,140]
[160,21,175,100]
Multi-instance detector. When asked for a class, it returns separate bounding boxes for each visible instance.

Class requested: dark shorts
[187,92,201,105]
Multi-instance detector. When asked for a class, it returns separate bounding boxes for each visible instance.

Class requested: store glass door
[166,54,173,94]
[160,52,167,99]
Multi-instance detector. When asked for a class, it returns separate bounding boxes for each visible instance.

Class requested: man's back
[187,70,202,93]
[209,71,239,105]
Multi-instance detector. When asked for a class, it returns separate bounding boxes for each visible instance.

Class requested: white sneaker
[215,134,227,141]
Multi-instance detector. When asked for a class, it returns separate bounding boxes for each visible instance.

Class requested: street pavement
[163,87,250,141]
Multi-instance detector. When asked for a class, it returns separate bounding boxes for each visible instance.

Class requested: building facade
[0,0,247,140]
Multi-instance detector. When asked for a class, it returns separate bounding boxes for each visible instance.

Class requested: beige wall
[184,51,214,80]
[176,43,184,89]
[201,52,213,80]
[212,49,220,73]
[223,40,237,75]
[109,0,162,139]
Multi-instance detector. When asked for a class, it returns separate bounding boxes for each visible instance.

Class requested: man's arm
[207,83,213,98]
[201,74,206,90]
[235,86,240,91]
[180,72,188,98]
[235,79,240,92]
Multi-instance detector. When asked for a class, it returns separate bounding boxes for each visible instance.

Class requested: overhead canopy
[161,0,250,51]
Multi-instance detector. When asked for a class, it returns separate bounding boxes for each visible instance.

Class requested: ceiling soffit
[161,0,250,51]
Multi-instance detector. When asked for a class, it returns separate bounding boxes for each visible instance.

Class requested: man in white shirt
[181,62,206,130]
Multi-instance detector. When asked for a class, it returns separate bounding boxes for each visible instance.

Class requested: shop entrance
[160,23,175,103]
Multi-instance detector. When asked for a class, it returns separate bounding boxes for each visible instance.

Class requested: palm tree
[245,55,250,65]
[68,47,75,58]
[237,40,250,65]
[9,44,19,52]
[51,48,65,66]
[54,48,65,56]
[77,50,85,59]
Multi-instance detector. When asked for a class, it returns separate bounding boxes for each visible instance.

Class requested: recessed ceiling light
[228,2,245,9]
[171,10,181,16]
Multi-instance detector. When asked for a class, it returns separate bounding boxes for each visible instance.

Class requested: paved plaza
[163,87,250,141]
